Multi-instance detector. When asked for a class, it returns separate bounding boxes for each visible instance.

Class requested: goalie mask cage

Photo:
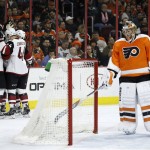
[13,58,98,145]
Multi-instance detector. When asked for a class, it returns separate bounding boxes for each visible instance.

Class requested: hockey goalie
[105,21,150,135]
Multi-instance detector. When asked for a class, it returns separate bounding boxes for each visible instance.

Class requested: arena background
[1,0,149,108]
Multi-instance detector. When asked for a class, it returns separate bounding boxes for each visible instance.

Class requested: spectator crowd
[0,0,149,67]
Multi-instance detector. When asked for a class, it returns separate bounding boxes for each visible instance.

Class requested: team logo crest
[123,46,140,59]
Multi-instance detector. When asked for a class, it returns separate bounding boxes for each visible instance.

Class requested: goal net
[13,58,98,145]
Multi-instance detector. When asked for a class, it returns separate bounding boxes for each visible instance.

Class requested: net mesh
[13,58,96,145]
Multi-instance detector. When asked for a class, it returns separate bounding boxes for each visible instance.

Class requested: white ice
[0,105,150,150]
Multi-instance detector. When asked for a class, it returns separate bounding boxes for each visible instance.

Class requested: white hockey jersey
[0,41,6,71]
[5,38,30,75]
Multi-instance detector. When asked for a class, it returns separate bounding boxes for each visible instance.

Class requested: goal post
[67,59,98,145]
[13,58,99,145]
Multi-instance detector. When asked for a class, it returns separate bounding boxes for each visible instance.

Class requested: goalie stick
[54,82,107,124]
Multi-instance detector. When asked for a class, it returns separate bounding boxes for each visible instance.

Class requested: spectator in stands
[58,30,67,46]
[32,37,44,67]
[140,24,148,35]
[91,31,107,52]
[141,1,148,16]
[71,40,83,57]
[7,8,13,20]
[94,3,114,32]
[75,24,90,51]
[121,5,131,21]
[41,29,55,48]
[47,0,55,11]
[16,20,25,30]
[65,16,78,36]
[49,10,56,24]
[136,4,144,14]
[97,39,107,52]
[8,0,17,8]
[32,37,41,50]
[40,38,53,56]
[48,10,63,24]
[91,31,106,42]
[33,13,41,26]
[90,39,103,66]
[67,32,74,45]
[59,21,69,34]
[75,24,90,43]
[106,0,117,15]
[100,36,114,66]
[32,24,44,38]
[43,20,56,39]
[88,0,98,16]
[58,40,70,58]
[81,45,93,59]
[133,12,145,28]
[12,7,22,21]
[41,50,55,67]
[22,6,29,19]
[66,47,80,59]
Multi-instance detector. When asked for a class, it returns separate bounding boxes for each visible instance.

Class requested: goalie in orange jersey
[105,21,150,134]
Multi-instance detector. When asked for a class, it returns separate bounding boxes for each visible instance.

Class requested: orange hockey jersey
[107,34,150,77]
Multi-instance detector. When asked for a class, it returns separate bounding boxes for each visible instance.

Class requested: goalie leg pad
[119,82,137,134]
[137,81,150,132]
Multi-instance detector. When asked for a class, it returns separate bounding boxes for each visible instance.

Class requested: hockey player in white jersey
[15,29,26,115]
[0,24,6,118]
[1,28,33,118]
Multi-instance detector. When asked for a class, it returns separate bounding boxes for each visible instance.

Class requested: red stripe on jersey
[8,93,16,100]
[1,45,11,60]
[19,93,28,100]
[24,52,32,60]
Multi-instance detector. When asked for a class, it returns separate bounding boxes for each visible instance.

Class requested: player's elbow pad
[1,44,12,60]
[1,53,10,60]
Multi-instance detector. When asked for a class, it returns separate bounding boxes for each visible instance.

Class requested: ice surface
[0,105,150,150]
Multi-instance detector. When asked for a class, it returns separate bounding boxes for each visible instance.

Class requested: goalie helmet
[5,28,16,40]
[16,30,25,39]
[122,21,137,39]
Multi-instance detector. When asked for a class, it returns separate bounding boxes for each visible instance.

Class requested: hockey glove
[5,20,14,30]
[6,41,14,54]
[26,57,34,66]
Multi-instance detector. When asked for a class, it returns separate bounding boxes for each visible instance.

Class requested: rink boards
[24,67,119,109]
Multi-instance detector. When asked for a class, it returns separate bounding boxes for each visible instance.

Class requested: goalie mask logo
[123,46,140,59]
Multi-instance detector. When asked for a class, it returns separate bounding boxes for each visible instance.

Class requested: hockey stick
[54,82,107,124]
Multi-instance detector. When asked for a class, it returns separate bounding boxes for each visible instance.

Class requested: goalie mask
[16,30,25,39]
[122,21,137,39]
